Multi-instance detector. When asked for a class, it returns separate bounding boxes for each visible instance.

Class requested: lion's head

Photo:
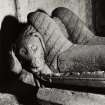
[14,25,46,73]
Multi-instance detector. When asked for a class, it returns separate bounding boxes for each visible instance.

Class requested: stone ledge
[37,88,105,105]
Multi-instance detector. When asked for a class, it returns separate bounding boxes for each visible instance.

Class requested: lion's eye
[31,45,38,52]
[20,47,27,55]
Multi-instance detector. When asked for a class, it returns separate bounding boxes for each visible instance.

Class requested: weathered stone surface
[0,93,19,105]
[37,88,105,105]
[28,10,105,105]
[58,45,105,73]
[0,1,105,105]
[15,0,92,28]
[28,11,73,73]
[52,7,105,44]
[19,69,35,86]
[53,17,69,39]
[0,0,16,28]
[52,7,94,44]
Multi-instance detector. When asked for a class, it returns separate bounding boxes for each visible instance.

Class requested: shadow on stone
[0,15,39,105]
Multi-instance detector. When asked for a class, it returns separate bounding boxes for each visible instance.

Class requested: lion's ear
[9,49,22,75]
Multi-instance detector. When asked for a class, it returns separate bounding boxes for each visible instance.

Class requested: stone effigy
[28,10,105,75]
[9,9,105,105]
[26,10,105,105]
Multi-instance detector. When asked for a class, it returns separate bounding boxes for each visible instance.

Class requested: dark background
[92,0,105,36]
